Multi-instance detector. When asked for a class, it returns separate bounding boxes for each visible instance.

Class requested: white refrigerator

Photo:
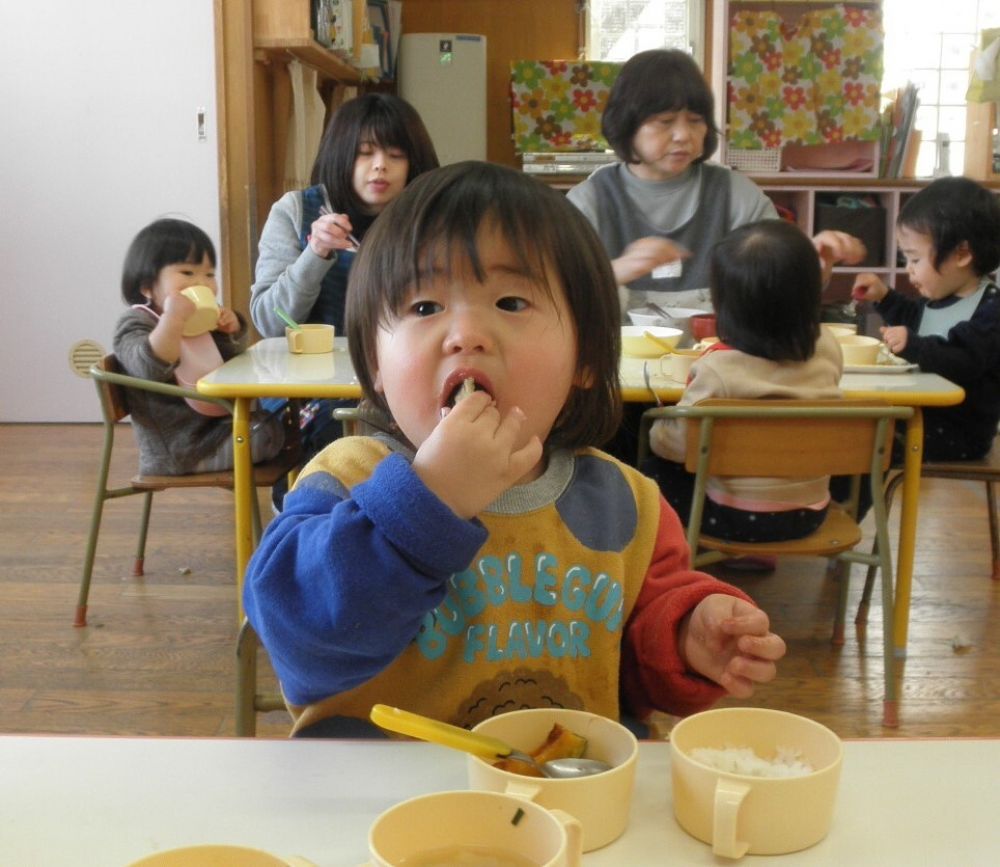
[398,33,487,166]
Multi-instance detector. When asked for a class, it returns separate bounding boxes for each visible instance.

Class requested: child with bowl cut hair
[243,161,786,738]
[114,218,286,475]
[852,175,1000,462]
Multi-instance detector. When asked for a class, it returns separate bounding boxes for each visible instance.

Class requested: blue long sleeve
[244,450,487,705]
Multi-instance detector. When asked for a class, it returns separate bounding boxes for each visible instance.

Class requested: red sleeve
[621,497,753,720]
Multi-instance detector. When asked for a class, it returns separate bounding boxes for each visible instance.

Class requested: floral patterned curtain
[728,4,884,150]
[510,60,622,152]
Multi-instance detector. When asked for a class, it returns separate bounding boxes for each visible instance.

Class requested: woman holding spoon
[250,92,439,338]
[250,94,439,503]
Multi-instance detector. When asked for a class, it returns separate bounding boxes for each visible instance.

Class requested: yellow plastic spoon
[643,330,678,353]
[369,704,609,779]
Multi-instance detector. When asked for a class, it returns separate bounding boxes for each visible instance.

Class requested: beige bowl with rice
[671,707,843,859]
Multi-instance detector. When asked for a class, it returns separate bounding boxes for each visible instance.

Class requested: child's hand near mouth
[413,390,543,520]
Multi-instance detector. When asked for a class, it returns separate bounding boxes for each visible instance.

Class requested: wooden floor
[1,423,998,740]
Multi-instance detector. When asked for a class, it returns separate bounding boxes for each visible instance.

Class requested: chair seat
[132,448,300,491]
[920,448,1000,481]
[699,504,862,557]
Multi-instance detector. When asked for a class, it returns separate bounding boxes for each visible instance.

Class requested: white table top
[197,337,360,399]
[198,338,964,410]
[3,735,997,866]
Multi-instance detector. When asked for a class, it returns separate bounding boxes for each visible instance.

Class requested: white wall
[0,1,220,421]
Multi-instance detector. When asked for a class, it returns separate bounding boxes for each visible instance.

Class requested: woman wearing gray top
[567,50,863,315]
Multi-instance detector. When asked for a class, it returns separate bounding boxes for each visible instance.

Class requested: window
[882,0,1000,176]
[585,0,703,66]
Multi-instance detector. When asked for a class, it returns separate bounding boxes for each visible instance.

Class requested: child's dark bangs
[412,194,553,297]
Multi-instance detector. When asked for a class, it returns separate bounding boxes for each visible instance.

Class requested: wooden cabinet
[253,0,372,82]
[753,178,922,302]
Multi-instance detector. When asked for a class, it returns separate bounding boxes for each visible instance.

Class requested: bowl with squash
[466,707,638,851]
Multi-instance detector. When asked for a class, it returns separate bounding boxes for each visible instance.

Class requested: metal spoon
[369,704,611,779]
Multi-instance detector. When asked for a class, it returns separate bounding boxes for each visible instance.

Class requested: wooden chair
[236,618,286,736]
[641,399,913,727]
[855,437,1000,626]
[234,406,379,736]
[74,353,301,627]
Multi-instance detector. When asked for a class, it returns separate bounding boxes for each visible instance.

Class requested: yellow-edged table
[202,339,965,653]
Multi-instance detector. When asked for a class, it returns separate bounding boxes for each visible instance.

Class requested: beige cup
[837,334,881,365]
[823,323,858,339]
[128,845,311,866]
[659,348,703,383]
[180,284,220,337]
[286,323,335,354]
[368,789,582,866]
[671,707,843,859]
[467,708,638,852]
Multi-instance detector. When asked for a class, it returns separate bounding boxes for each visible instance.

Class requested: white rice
[689,746,813,778]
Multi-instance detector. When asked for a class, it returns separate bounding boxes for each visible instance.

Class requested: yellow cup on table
[179,284,220,337]
[368,789,583,866]
[128,844,308,866]
[670,707,843,859]
[659,347,703,383]
[286,323,335,354]
[837,334,882,365]
[467,707,638,852]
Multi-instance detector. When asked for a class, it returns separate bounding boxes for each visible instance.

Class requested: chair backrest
[92,354,131,424]
[88,352,234,423]
[675,399,911,479]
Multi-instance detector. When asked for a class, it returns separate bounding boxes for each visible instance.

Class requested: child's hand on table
[215,307,240,335]
[413,390,543,520]
[880,324,909,355]
[679,594,786,698]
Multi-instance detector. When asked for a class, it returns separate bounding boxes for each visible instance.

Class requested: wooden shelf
[253,39,364,83]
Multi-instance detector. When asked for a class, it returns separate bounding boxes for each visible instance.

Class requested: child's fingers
[507,435,544,481]
[735,631,787,662]
[722,656,779,695]
[720,607,772,637]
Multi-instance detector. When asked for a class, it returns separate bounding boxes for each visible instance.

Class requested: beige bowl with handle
[837,334,881,365]
[128,845,315,866]
[659,348,703,383]
[671,707,843,859]
[467,708,638,852]
[286,323,335,354]
[180,284,220,337]
[368,790,582,866]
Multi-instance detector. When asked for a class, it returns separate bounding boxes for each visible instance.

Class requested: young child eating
[243,162,786,738]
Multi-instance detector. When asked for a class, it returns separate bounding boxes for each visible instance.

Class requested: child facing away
[642,219,843,544]
[113,218,286,475]
[852,176,1000,462]
[243,162,786,738]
